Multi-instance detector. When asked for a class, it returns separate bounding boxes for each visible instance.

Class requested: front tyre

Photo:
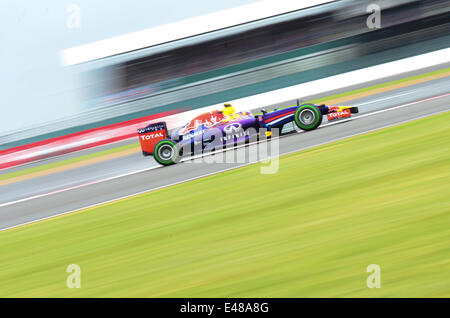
[153,139,179,166]
[294,104,322,131]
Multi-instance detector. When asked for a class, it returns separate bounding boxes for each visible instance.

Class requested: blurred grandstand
[83,0,449,108]
[1,0,449,148]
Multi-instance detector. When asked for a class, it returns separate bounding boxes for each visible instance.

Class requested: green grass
[308,67,450,104]
[2,67,448,182]
[1,111,449,297]
[0,142,139,181]
[253,67,450,115]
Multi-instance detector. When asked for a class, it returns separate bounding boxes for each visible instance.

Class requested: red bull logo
[328,106,342,112]
[179,110,227,135]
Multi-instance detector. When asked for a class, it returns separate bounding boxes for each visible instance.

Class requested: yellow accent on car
[222,104,235,116]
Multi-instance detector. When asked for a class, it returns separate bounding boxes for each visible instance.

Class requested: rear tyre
[294,104,322,131]
[153,139,179,166]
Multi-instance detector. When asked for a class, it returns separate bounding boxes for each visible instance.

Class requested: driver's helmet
[222,103,235,117]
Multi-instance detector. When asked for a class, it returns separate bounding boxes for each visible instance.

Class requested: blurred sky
[0,0,259,135]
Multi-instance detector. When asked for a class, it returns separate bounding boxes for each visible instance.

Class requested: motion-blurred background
[1,0,449,149]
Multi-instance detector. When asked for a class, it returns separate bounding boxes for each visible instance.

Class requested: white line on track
[2,104,450,232]
[2,107,449,233]
[0,166,158,208]
[1,92,449,211]
[352,91,415,107]
[0,136,139,172]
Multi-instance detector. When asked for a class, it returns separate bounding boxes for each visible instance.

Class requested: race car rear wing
[137,122,168,156]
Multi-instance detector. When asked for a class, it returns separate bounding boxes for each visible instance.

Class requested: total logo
[224,122,242,134]
[327,109,351,121]
[140,132,164,140]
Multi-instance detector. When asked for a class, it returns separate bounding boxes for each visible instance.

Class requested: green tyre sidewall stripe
[154,140,179,165]
[294,104,322,131]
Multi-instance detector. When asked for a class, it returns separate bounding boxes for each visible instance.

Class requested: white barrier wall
[1,48,449,169]
[160,48,450,129]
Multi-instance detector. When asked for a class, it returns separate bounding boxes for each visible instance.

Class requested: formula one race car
[138,101,358,166]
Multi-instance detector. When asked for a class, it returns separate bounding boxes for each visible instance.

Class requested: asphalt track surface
[0,72,449,231]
